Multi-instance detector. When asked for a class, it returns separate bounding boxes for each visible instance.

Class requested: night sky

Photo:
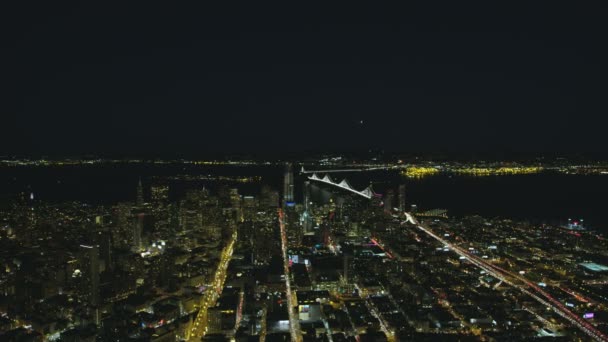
[3,3,608,157]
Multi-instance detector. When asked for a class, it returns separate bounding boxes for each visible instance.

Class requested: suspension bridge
[307,173,377,199]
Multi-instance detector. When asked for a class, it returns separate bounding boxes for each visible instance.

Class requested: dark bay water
[322,171,608,233]
[1,165,607,233]
[406,173,607,230]
[0,164,282,204]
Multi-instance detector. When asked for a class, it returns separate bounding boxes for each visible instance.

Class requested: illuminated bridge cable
[307,174,377,199]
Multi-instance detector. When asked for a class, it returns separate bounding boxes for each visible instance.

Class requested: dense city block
[0,161,607,341]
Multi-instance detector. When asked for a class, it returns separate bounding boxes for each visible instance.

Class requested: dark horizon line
[2,150,608,162]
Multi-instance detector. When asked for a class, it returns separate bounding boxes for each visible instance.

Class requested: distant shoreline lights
[402,166,543,178]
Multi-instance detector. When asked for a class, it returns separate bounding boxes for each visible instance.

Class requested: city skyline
[1,161,607,341]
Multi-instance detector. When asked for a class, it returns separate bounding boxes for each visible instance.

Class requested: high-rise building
[342,255,350,283]
[229,188,242,222]
[96,230,113,272]
[398,184,406,212]
[242,195,256,221]
[283,163,294,207]
[132,212,144,252]
[303,181,311,211]
[384,189,394,214]
[113,202,132,250]
[285,201,302,246]
[302,181,313,234]
[79,244,100,307]
[168,203,180,235]
[136,178,144,207]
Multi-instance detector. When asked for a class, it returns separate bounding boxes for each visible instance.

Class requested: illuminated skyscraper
[283,163,294,207]
[229,188,243,222]
[282,164,299,245]
[302,181,313,233]
[303,181,311,211]
[133,212,144,252]
[79,244,100,307]
[96,230,113,272]
[113,202,132,250]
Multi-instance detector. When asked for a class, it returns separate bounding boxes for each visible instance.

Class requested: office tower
[285,204,302,246]
[303,181,311,211]
[398,184,406,212]
[302,181,313,234]
[242,195,256,221]
[136,178,144,206]
[96,230,113,272]
[92,215,112,272]
[342,255,351,284]
[133,212,144,252]
[229,188,242,222]
[384,189,394,214]
[283,163,294,207]
[79,244,100,307]
[167,203,180,235]
[113,202,132,250]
